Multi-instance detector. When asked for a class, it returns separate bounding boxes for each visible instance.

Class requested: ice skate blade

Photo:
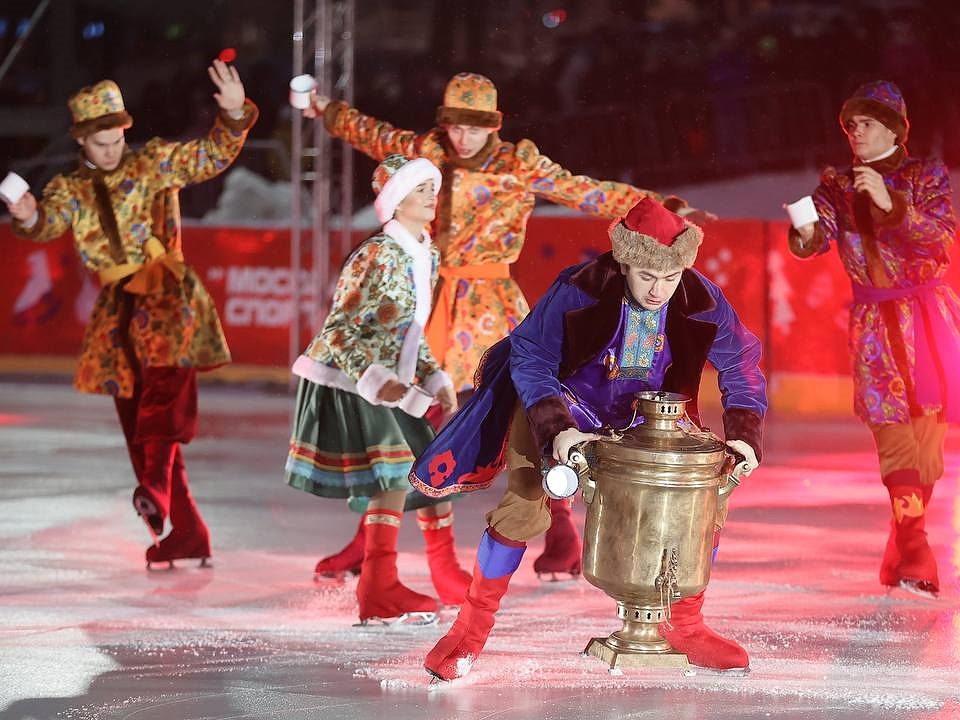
[146,556,212,571]
[536,570,581,583]
[899,578,939,599]
[354,611,438,627]
[313,568,360,583]
[682,665,751,677]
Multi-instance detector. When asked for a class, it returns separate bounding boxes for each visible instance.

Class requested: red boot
[146,447,211,569]
[314,517,365,579]
[886,472,939,597]
[659,590,749,671]
[424,529,524,681]
[880,483,934,587]
[533,498,581,580]
[133,440,176,544]
[357,509,437,624]
[419,510,471,605]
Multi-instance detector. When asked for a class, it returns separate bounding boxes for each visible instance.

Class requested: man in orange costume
[306,72,708,580]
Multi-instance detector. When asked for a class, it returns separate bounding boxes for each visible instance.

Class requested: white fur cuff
[422,370,454,396]
[356,364,399,405]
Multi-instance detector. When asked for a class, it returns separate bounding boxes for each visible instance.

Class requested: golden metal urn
[577,391,744,671]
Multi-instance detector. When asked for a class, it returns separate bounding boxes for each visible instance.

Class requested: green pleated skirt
[284,377,444,511]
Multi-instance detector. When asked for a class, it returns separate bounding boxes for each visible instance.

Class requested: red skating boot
[534,498,581,581]
[879,483,934,587]
[314,517,365,580]
[146,447,211,569]
[659,590,749,672]
[356,509,437,625]
[424,529,524,682]
[419,510,471,605]
[133,440,176,546]
[885,472,939,598]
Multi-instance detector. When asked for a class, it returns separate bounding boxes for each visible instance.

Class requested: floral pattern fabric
[324,102,667,390]
[302,231,443,385]
[12,102,258,398]
[801,153,960,424]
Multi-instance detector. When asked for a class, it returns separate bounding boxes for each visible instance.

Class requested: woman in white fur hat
[284,154,466,624]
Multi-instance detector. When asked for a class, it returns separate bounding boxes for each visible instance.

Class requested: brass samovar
[574,391,745,670]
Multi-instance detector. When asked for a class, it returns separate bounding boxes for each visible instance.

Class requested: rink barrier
[3,218,957,416]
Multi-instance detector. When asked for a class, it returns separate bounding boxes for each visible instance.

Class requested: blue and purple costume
[410,251,767,579]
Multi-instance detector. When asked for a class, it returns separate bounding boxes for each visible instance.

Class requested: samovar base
[583,637,690,670]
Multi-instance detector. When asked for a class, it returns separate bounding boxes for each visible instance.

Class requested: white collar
[383,219,430,258]
[861,145,897,163]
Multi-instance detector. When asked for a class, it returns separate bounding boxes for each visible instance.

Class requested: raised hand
[208,58,245,113]
[3,191,37,223]
[303,91,330,119]
[852,165,892,213]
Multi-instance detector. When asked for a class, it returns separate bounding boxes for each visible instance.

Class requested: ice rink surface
[1,380,958,720]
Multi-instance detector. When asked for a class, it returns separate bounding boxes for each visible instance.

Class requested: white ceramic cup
[784,195,818,229]
[399,385,434,418]
[0,172,29,205]
[289,74,318,109]
[542,463,580,500]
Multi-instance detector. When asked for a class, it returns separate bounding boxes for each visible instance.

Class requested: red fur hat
[609,197,703,271]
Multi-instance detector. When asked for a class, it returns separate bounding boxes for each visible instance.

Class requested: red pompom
[218,48,237,63]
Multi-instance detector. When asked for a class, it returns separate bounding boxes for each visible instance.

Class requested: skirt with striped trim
[284,377,443,510]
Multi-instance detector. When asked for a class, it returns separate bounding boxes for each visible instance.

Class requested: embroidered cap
[435,73,502,129]
[609,197,703,271]
[839,81,909,144]
[371,154,442,224]
[68,80,133,139]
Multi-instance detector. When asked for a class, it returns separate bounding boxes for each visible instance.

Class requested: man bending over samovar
[409,197,767,680]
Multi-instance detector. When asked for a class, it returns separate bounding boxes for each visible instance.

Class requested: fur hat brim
[839,97,908,144]
[373,157,442,224]
[436,106,502,129]
[70,111,133,139]
[609,220,703,272]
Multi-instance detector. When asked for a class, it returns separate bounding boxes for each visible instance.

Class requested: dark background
[2,0,959,217]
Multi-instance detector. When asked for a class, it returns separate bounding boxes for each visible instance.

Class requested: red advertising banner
[3,220,959,379]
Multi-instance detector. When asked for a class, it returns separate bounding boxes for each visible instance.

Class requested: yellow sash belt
[97,237,186,295]
[425,262,510,365]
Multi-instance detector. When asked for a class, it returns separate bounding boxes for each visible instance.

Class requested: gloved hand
[724,440,759,477]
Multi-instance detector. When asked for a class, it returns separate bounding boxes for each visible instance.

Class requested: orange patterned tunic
[324,102,675,391]
[12,101,258,398]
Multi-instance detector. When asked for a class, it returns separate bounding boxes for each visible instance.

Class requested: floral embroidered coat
[12,101,258,398]
[789,148,960,424]
[323,102,680,391]
[293,219,452,405]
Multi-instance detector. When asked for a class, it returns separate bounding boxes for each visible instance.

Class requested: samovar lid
[596,391,727,462]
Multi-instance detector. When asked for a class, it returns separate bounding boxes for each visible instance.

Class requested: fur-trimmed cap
[68,80,133,139]
[839,81,908,144]
[435,73,502,129]
[371,154,442,224]
[610,197,703,271]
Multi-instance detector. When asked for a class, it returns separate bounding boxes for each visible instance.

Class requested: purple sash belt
[851,278,960,421]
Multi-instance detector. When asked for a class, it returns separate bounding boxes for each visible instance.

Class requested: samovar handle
[719,454,752,499]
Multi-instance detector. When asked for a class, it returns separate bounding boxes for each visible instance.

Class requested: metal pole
[0,0,51,85]
[338,0,355,261]
[312,1,332,335]
[290,0,305,376]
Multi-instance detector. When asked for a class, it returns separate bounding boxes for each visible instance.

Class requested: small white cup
[399,385,434,418]
[0,172,29,205]
[784,195,818,229]
[542,464,580,500]
[289,74,318,109]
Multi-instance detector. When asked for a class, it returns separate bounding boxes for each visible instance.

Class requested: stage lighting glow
[15,18,30,38]
[542,9,567,29]
[81,21,105,40]
[0,19,8,39]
